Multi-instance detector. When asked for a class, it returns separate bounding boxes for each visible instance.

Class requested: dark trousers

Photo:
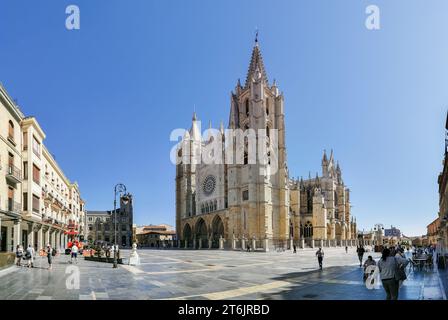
[318,257,323,268]
[382,278,399,300]
[358,254,364,265]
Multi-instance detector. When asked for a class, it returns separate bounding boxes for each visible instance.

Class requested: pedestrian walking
[46,244,53,270]
[246,243,251,252]
[377,248,408,300]
[394,247,409,288]
[26,244,35,268]
[316,247,324,270]
[15,245,24,266]
[71,243,79,264]
[356,245,365,267]
[293,244,297,253]
[345,246,348,253]
[363,256,376,281]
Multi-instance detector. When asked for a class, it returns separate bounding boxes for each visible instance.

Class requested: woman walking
[377,248,408,300]
[46,244,53,270]
[15,244,24,266]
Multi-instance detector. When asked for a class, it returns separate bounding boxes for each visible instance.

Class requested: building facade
[86,193,133,248]
[384,225,402,238]
[136,224,176,247]
[0,83,86,254]
[437,111,448,254]
[427,217,440,247]
[175,40,357,250]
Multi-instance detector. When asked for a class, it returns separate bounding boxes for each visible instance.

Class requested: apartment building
[0,83,85,253]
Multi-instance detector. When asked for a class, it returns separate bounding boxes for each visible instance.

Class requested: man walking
[71,243,79,264]
[26,244,35,268]
[316,247,324,270]
[357,245,366,267]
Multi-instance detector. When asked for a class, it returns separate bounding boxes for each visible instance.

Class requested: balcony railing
[7,198,21,214]
[7,134,16,145]
[6,164,22,182]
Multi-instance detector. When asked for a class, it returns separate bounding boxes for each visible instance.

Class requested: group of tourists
[15,243,57,270]
[315,245,411,300]
[15,242,80,270]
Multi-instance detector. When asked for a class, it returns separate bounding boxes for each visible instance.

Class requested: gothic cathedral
[175,39,357,250]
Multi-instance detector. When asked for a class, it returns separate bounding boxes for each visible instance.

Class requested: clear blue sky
[0,0,446,236]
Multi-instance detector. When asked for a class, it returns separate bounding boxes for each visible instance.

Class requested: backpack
[51,248,57,256]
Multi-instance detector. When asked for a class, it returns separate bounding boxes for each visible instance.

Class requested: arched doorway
[183,223,192,248]
[304,221,313,246]
[195,218,208,249]
[211,216,224,248]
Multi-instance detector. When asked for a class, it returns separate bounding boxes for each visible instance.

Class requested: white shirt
[71,245,78,253]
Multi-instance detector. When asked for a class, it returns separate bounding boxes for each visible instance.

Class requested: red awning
[65,230,79,235]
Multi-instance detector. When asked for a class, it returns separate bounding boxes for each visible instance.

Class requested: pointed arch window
[306,189,313,213]
[304,221,313,238]
[266,99,269,116]
[266,126,270,138]
[245,99,249,117]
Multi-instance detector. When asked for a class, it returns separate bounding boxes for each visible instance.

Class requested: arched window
[8,120,14,140]
[334,190,338,206]
[266,126,270,138]
[266,99,269,115]
[306,189,313,213]
[214,200,217,211]
[245,99,249,117]
[244,151,248,165]
[304,221,313,238]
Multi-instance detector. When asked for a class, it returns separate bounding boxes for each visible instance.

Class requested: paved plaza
[0,247,446,300]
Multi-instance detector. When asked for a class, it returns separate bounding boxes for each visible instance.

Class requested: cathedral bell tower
[226,36,289,242]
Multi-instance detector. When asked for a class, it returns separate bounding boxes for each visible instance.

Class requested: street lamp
[113,183,129,268]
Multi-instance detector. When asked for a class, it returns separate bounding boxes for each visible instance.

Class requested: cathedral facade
[175,40,357,250]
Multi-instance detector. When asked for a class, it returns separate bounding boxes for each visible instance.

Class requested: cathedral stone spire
[329,149,334,164]
[190,112,201,141]
[245,38,268,88]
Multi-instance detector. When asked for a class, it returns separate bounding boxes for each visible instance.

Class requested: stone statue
[129,242,140,266]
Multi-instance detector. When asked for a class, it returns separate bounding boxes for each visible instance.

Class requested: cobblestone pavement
[0,247,445,300]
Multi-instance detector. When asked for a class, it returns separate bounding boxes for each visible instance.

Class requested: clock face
[202,175,216,196]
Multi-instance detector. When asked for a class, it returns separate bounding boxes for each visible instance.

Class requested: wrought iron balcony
[6,164,22,183]
[7,198,21,214]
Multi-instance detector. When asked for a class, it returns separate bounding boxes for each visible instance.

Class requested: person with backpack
[356,245,366,267]
[316,247,324,270]
[26,244,35,268]
[377,248,408,300]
